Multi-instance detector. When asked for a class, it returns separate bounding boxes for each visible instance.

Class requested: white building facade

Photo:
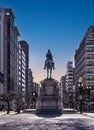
[18,43,26,109]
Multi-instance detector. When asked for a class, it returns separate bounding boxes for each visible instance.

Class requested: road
[0,113,94,130]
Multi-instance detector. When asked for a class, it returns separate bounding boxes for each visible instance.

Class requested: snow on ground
[0,113,94,130]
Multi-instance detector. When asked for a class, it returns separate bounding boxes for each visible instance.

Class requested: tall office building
[18,43,26,109]
[66,61,74,93]
[65,61,74,108]
[0,8,20,110]
[0,8,4,96]
[75,26,94,111]
[18,41,29,106]
[59,76,66,107]
[28,69,34,108]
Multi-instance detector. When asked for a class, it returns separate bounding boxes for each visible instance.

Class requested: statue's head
[48,49,50,52]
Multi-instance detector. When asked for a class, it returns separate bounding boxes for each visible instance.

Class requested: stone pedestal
[36,78,63,114]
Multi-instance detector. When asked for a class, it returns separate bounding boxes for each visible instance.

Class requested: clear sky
[0,0,94,83]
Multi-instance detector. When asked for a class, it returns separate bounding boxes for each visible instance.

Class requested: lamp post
[78,77,83,114]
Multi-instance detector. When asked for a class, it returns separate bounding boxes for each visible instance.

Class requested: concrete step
[23,108,77,114]
[23,109,36,114]
[63,108,77,114]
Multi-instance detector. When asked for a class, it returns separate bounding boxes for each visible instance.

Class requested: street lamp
[78,77,83,114]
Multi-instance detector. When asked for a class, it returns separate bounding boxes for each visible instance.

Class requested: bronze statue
[44,49,55,79]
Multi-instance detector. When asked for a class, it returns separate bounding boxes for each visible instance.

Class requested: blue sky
[0,0,94,83]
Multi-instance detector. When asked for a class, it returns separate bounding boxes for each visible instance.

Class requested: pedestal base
[36,78,63,114]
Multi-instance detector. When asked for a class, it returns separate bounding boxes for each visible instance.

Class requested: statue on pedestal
[36,50,63,114]
[44,49,55,79]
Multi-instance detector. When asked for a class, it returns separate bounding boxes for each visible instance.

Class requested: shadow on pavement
[36,114,62,118]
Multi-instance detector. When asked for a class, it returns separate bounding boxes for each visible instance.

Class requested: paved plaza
[0,112,94,130]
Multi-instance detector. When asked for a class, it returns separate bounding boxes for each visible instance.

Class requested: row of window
[87,41,94,46]
[86,61,94,66]
[86,47,94,52]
